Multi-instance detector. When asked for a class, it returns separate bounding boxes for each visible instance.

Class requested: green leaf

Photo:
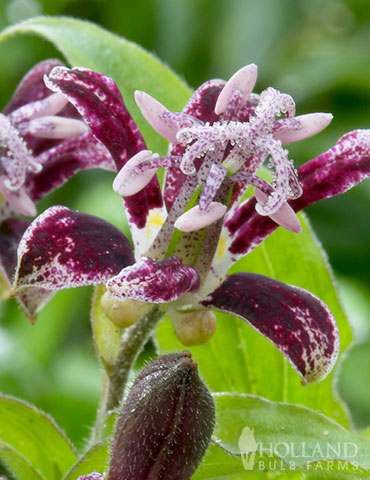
[193,442,269,480]
[207,393,370,478]
[0,395,77,480]
[0,16,191,154]
[63,441,110,480]
[0,442,46,480]
[195,444,326,479]
[157,214,351,427]
[91,285,120,370]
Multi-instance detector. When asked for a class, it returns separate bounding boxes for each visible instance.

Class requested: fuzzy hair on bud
[109,352,215,480]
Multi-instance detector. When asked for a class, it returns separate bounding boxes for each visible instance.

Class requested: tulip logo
[238,426,258,470]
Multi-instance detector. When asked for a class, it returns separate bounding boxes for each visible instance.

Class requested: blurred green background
[0,0,369,449]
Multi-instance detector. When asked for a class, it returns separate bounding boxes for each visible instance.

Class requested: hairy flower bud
[170,309,217,346]
[100,291,151,327]
[109,352,215,480]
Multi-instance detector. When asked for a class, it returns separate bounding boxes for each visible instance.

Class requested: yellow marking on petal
[146,212,165,238]
[151,213,165,226]
[216,234,227,260]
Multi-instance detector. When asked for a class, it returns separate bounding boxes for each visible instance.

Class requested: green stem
[106,305,164,411]
[91,305,164,443]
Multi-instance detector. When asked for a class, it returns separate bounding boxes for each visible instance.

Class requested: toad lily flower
[0,60,116,317]
[130,64,333,234]
[12,65,370,384]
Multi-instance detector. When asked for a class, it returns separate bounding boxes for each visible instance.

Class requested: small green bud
[109,352,215,480]
[170,309,217,346]
[100,291,151,327]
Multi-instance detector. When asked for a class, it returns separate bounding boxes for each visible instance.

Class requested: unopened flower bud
[109,352,215,480]
[100,291,151,327]
[170,309,217,346]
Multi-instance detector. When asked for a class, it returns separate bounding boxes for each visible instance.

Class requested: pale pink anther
[174,202,227,232]
[254,188,302,233]
[215,64,258,115]
[134,90,179,143]
[26,116,88,139]
[274,113,333,145]
[113,150,158,197]
[8,93,69,124]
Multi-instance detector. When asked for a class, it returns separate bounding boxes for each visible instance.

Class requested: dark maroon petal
[294,129,370,209]
[45,66,145,170]
[235,96,259,123]
[0,218,30,283]
[201,273,339,383]
[0,218,55,320]
[107,256,200,303]
[26,132,115,202]
[3,59,64,114]
[14,206,134,291]
[46,67,163,229]
[226,129,370,256]
[224,197,276,256]
[183,79,225,123]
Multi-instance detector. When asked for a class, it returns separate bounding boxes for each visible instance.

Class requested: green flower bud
[109,352,215,480]
[100,291,151,327]
[170,309,217,346]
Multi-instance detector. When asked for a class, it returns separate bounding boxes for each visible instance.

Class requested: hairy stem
[107,305,164,410]
[91,305,164,443]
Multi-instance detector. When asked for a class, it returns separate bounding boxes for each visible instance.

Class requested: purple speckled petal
[201,273,339,383]
[26,132,115,202]
[0,218,51,320]
[3,59,64,115]
[0,218,30,283]
[107,256,200,303]
[14,206,134,291]
[164,79,226,210]
[293,129,370,209]
[45,67,144,169]
[225,129,370,256]
[183,79,226,123]
[45,67,164,231]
